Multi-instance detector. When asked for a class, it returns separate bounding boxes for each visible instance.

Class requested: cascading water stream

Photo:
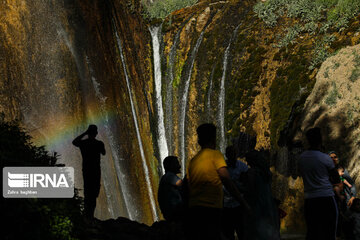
[218,44,230,154]
[165,15,195,156]
[56,26,86,95]
[85,55,135,220]
[113,23,159,221]
[149,25,169,174]
[86,56,116,219]
[218,24,242,154]
[206,65,215,121]
[179,28,207,177]
[165,27,182,155]
[57,26,120,217]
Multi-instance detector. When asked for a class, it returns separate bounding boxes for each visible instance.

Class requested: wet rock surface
[2,0,360,235]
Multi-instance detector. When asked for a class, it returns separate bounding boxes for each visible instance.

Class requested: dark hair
[163,156,178,171]
[245,150,271,182]
[306,127,322,148]
[226,146,236,167]
[328,151,337,155]
[226,146,236,160]
[233,132,257,158]
[197,123,216,147]
[335,165,344,171]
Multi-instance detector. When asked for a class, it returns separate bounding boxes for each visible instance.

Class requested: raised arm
[72,131,88,147]
[217,167,251,214]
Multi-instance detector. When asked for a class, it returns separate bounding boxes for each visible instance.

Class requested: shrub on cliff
[254,0,360,30]
[141,0,197,19]
[254,0,360,69]
[0,119,83,240]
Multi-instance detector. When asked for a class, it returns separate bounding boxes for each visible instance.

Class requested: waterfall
[218,24,242,154]
[218,43,229,154]
[86,56,116,219]
[179,28,206,177]
[149,25,169,174]
[206,65,216,121]
[58,26,120,218]
[85,55,135,220]
[56,26,86,89]
[114,24,159,221]
[165,27,182,155]
[164,15,194,156]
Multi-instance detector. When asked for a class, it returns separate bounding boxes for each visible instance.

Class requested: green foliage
[253,0,281,27]
[350,50,360,82]
[353,50,360,65]
[347,109,354,122]
[254,0,360,31]
[325,82,340,105]
[254,0,360,68]
[276,24,302,48]
[309,36,335,69]
[350,68,360,82]
[0,120,58,167]
[269,52,312,147]
[333,61,340,69]
[346,103,358,122]
[0,119,83,240]
[324,68,329,78]
[226,45,266,138]
[173,54,185,88]
[51,215,74,240]
[141,0,197,19]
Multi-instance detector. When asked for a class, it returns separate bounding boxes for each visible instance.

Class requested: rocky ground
[79,217,306,240]
[79,217,185,240]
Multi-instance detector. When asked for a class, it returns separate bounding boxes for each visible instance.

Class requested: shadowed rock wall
[2,0,360,232]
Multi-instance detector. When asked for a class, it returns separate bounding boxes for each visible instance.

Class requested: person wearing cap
[73,124,105,220]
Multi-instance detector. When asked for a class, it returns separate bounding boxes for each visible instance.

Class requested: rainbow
[29,106,119,153]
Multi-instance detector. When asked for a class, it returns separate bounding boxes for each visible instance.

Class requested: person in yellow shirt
[186,123,250,240]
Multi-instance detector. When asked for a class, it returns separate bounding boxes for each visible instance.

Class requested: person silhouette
[158,156,183,221]
[329,151,357,208]
[186,123,250,240]
[72,125,105,220]
[298,127,339,240]
[222,145,248,240]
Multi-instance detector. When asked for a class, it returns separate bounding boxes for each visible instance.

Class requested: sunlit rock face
[2,0,360,232]
[297,44,360,183]
[0,0,158,223]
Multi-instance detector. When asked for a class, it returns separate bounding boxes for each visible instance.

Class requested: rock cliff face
[0,0,158,223]
[1,0,360,232]
[298,44,360,184]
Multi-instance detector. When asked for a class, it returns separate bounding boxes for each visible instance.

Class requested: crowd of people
[298,128,359,240]
[72,124,359,240]
[158,125,360,240]
[157,123,280,240]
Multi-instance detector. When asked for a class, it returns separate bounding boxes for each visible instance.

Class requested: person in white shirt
[298,127,339,240]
